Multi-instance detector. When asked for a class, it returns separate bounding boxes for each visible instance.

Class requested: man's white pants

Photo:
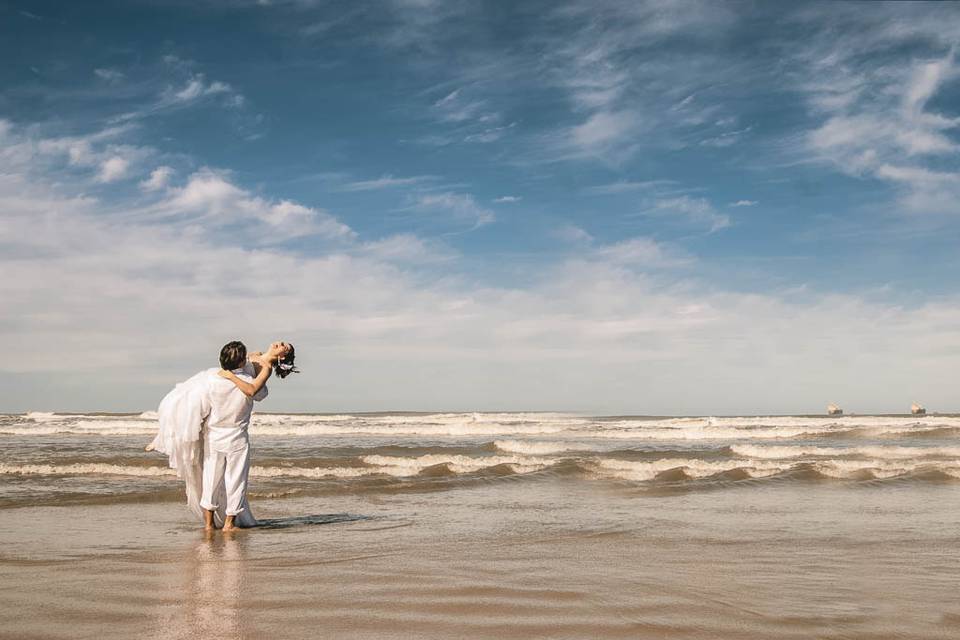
[199,442,251,516]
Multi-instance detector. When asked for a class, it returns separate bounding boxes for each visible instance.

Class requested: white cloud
[412,192,495,229]
[794,22,960,216]
[140,166,175,192]
[527,0,740,164]
[594,237,691,267]
[651,196,730,233]
[17,126,152,184]
[94,68,124,82]
[361,233,456,263]
[97,156,129,183]
[553,224,594,244]
[262,200,319,231]
[699,126,751,148]
[111,64,248,124]
[904,55,954,115]
[493,196,521,203]
[553,224,690,268]
[158,168,355,241]
[168,74,233,103]
[875,164,957,184]
[340,174,434,191]
[570,110,637,151]
[432,88,490,123]
[427,86,510,144]
[6,119,960,412]
[585,180,673,194]
[730,200,757,207]
[463,122,515,143]
[225,94,246,109]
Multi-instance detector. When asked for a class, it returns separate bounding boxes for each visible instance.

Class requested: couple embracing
[147,340,297,530]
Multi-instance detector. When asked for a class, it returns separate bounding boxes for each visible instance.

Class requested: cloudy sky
[3,1,960,414]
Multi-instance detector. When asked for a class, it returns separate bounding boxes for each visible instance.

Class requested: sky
[3,1,960,414]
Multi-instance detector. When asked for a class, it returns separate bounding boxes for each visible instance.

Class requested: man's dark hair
[219,341,247,371]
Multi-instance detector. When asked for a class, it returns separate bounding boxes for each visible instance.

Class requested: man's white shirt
[203,361,268,452]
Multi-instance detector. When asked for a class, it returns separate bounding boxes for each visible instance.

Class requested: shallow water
[2,412,960,638]
[4,412,960,509]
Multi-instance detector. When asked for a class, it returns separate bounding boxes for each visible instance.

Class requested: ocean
[2,411,960,638]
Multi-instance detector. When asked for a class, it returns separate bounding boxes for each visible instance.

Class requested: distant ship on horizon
[911,402,927,416]
[827,403,843,416]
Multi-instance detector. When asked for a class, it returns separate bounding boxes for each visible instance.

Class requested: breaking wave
[6,411,960,440]
[5,411,960,508]
[4,455,960,483]
[729,444,960,459]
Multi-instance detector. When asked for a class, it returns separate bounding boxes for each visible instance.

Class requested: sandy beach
[3,480,960,639]
[3,412,960,638]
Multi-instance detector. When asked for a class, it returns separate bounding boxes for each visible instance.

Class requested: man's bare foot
[222,524,237,532]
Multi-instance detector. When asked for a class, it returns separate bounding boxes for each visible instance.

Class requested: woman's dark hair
[274,343,298,379]
[219,341,247,371]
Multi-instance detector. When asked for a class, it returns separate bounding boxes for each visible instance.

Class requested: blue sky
[3,1,960,413]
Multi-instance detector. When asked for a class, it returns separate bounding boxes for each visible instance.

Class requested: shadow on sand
[253,513,371,530]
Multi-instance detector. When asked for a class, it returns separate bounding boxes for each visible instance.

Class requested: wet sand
[3,479,960,639]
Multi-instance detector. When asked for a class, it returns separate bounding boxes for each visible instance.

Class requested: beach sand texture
[2,411,960,639]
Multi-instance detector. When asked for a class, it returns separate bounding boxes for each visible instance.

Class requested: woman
[219,341,298,396]
[148,341,298,528]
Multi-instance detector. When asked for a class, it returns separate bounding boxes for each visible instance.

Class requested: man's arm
[219,362,272,398]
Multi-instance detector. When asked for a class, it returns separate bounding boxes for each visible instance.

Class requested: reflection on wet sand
[154,532,247,640]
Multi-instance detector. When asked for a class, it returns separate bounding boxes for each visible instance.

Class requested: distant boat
[911,402,926,416]
[827,403,843,416]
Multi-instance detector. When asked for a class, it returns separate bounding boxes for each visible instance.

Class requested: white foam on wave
[2,420,575,438]
[0,463,176,477]
[0,462,380,479]
[6,412,959,442]
[0,454,550,479]
[0,420,159,436]
[249,422,575,437]
[593,458,786,481]
[362,412,579,425]
[25,412,59,423]
[250,465,379,479]
[5,454,960,482]
[361,453,548,475]
[493,440,582,455]
[251,414,358,425]
[606,415,960,430]
[812,459,960,479]
[576,426,831,441]
[592,457,960,481]
[731,444,960,460]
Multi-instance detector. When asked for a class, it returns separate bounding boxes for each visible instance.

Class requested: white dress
[148,369,258,528]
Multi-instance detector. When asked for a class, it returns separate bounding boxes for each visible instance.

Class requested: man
[199,340,272,531]
[150,340,293,529]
